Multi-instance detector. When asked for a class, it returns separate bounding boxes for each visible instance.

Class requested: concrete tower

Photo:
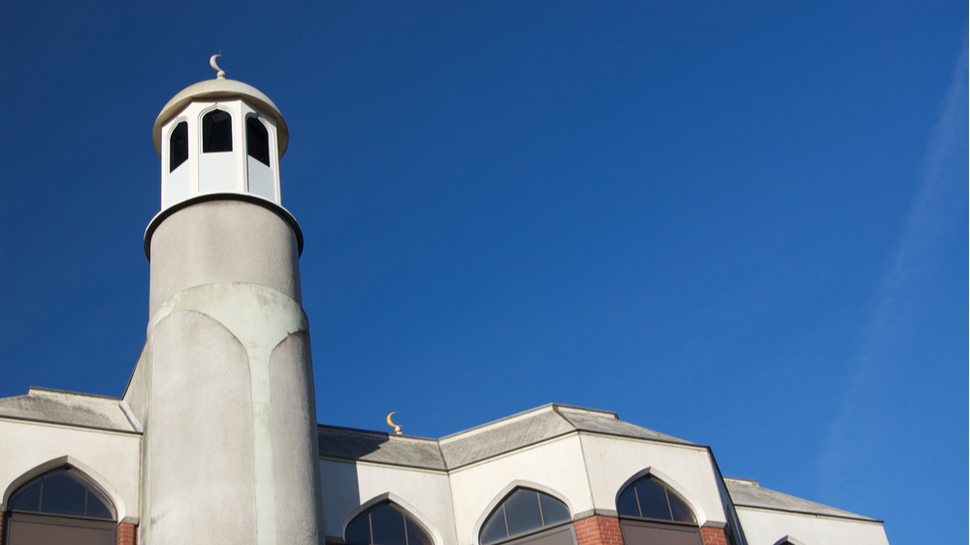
[123,58,324,545]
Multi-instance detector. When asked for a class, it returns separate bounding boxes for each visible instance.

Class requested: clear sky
[0,2,965,543]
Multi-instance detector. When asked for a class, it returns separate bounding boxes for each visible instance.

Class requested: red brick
[118,522,138,545]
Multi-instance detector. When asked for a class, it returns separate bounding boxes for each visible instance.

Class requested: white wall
[736,507,890,545]
[0,418,141,523]
[447,434,592,545]
[320,458,457,545]
[578,433,726,527]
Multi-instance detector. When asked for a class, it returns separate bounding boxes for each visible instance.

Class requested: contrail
[819,33,968,494]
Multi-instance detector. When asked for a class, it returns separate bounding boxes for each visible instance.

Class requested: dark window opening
[247,117,270,166]
[7,468,114,521]
[346,501,433,545]
[616,476,695,524]
[202,110,233,152]
[170,121,188,172]
[480,489,571,545]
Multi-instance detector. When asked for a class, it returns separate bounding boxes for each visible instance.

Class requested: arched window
[170,121,188,172]
[480,489,571,545]
[345,501,433,545]
[616,475,694,523]
[5,467,116,545]
[245,115,275,201]
[202,109,233,152]
[247,116,270,166]
[615,475,702,545]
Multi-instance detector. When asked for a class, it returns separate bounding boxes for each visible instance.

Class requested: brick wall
[0,510,5,544]
[118,522,137,545]
[574,515,624,545]
[699,526,728,545]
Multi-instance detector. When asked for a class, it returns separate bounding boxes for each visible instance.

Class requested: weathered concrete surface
[148,200,302,315]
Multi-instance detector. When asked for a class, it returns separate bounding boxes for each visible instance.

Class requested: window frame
[479,488,573,545]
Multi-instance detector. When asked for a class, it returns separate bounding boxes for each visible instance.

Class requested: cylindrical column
[140,197,323,545]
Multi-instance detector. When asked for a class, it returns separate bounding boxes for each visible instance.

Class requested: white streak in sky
[819,34,968,495]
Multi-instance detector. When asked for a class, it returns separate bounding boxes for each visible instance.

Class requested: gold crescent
[386,411,398,429]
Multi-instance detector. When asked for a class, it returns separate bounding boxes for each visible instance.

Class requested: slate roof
[0,387,140,433]
[318,403,692,471]
[724,477,876,521]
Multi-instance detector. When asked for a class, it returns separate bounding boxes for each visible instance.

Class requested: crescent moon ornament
[210,54,226,79]
[386,412,402,435]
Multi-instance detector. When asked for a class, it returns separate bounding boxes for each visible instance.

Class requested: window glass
[247,117,270,166]
[170,121,188,172]
[634,479,670,520]
[538,494,570,526]
[480,489,571,545]
[202,110,233,152]
[480,508,508,545]
[6,468,114,521]
[616,475,695,525]
[346,502,433,545]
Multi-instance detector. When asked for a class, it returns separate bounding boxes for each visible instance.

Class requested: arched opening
[4,467,117,545]
[166,120,190,205]
[202,110,233,152]
[344,501,434,545]
[246,115,275,201]
[479,488,573,545]
[616,474,703,545]
[199,108,237,193]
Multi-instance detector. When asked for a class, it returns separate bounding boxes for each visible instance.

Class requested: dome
[153,78,289,158]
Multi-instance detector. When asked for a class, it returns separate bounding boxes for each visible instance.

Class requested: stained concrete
[148,200,302,315]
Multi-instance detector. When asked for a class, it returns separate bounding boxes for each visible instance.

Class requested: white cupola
[151,56,289,210]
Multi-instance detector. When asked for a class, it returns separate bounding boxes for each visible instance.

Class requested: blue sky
[0,2,965,543]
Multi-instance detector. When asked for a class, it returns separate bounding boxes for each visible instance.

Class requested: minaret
[125,57,324,545]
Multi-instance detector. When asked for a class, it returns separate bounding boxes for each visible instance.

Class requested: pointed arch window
[5,467,117,545]
[202,109,233,152]
[7,467,114,520]
[616,475,694,524]
[480,489,571,545]
[345,501,433,545]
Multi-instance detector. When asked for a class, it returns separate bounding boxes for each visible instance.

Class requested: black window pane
[615,486,640,518]
[538,493,570,526]
[667,493,694,524]
[504,490,543,538]
[480,510,508,545]
[247,117,270,166]
[7,478,42,512]
[370,503,407,545]
[40,472,88,518]
[84,490,114,520]
[406,519,433,545]
[634,479,671,521]
[203,110,233,152]
[170,121,188,172]
[346,514,372,545]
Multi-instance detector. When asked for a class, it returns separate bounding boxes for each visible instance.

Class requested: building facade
[0,68,890,545]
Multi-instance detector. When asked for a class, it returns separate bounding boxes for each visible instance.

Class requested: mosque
[0,62,891,545]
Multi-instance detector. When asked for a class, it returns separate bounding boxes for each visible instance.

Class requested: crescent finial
[210,54,226,80]
[386,412,402,435]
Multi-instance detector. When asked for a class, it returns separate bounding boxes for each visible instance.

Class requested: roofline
[438,403,618,442]
[731,503,883,524]
[0,414,142,436]
[316,425,710,472]
[25,387,122,401]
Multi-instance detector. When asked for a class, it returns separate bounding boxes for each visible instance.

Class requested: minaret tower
[124,57,324,545]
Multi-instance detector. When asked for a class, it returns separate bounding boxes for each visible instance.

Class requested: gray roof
[724,477,876,521]
[318,426,445,471]
[0,387,140,434]
[318,404,692,471]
